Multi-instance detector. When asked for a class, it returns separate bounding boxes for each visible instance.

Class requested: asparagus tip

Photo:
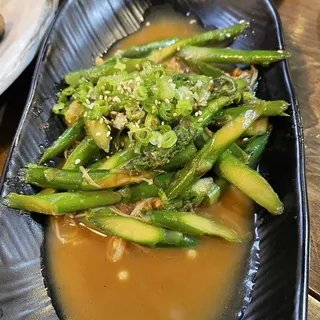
[273,202,284,215]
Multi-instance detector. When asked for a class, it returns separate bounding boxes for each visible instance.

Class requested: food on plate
[2,11,291,319]
[3,20,289,247]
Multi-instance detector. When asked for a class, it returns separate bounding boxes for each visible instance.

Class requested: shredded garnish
[107,236,127,262]
[52,216,79,244]
[79,166,102,188]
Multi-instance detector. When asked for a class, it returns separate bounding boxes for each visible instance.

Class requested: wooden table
[0,0,319,318]
[277,0,320,317]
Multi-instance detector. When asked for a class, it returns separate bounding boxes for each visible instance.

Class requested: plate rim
[0,0,309,319]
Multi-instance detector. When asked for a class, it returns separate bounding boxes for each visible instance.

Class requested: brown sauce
[48,8,253,320]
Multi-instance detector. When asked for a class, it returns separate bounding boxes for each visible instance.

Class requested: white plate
[0,0,58,95]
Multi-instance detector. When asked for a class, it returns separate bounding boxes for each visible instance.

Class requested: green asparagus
[142,210,242,242]
[87,208,197,247]
[177,46,291,65]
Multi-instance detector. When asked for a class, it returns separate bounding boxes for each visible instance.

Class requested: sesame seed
[111,111,118,115]
[173,113,177,117]
[112,96,121,103]
[99,95,103,100]
[198,118,203,123]
[277,50,284,53]
[136,76,141,82]
[164,99,170,103]
[176,46,181,52]
[187,249,198,259]
[198,110,203,115]
[145,21,151,27]
[135,64,140,70]
[195,112,199,117]
[161,121,164,125]
[239,19,246,24]
[121,141,125,147]
[104,96,108,101]
[95,132,102,136]
[84,112,88,117]
[99,118,103,124]
[118,270,129,281]
[85,99,90,104]
[75,159,81,165]
[106,131,111,137]
[189,19,197,24]
[110,136,113,140]
[226,33,231,38]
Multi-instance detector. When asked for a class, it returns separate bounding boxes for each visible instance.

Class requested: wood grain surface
[0,0,319,318]
[277,0,320,317]
[309,295,320,319]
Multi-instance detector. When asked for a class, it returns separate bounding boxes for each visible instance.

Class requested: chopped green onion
[134,86,148,101]
[161,130,177,148]
[157,80,176,101]
[175,100,193,117]
[134,128,153,144]
[159,102,175,121]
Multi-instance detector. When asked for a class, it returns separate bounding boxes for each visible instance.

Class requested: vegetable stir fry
[3,21,290,249]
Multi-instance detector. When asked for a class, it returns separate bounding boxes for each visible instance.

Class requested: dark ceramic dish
[0,0,309,319]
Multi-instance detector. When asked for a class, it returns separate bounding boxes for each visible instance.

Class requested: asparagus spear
[3,190,121,215]
[98,147,136,170]
[202,178,228,206]
[149,21,249,62]
[228,143,249,164]
[65,58,150,86]
[166,102,265,199]
[87,208,197,247]
[243,129,272,167]
[206,131,272,204]
[84,118,110,152]
[212,100,289,126]
[39,117,85,164]
[177,46,291,65]
[183,59,226,78]
[162,143,197,171]
[121,37,179,58]
[39,136,100,195]
[215,150,283,215]
[24,167,153,190]
[142,210,242,242]
[242,117,268,136]
[64,136,100,169]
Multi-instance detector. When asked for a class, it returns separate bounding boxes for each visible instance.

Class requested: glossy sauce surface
[48,9,253,320]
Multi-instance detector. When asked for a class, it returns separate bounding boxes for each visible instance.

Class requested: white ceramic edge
[0,0,58,96]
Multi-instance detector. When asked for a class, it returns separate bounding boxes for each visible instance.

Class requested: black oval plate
[0,0,309,319]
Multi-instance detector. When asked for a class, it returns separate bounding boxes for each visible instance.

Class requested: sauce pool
[48,8,254,320]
